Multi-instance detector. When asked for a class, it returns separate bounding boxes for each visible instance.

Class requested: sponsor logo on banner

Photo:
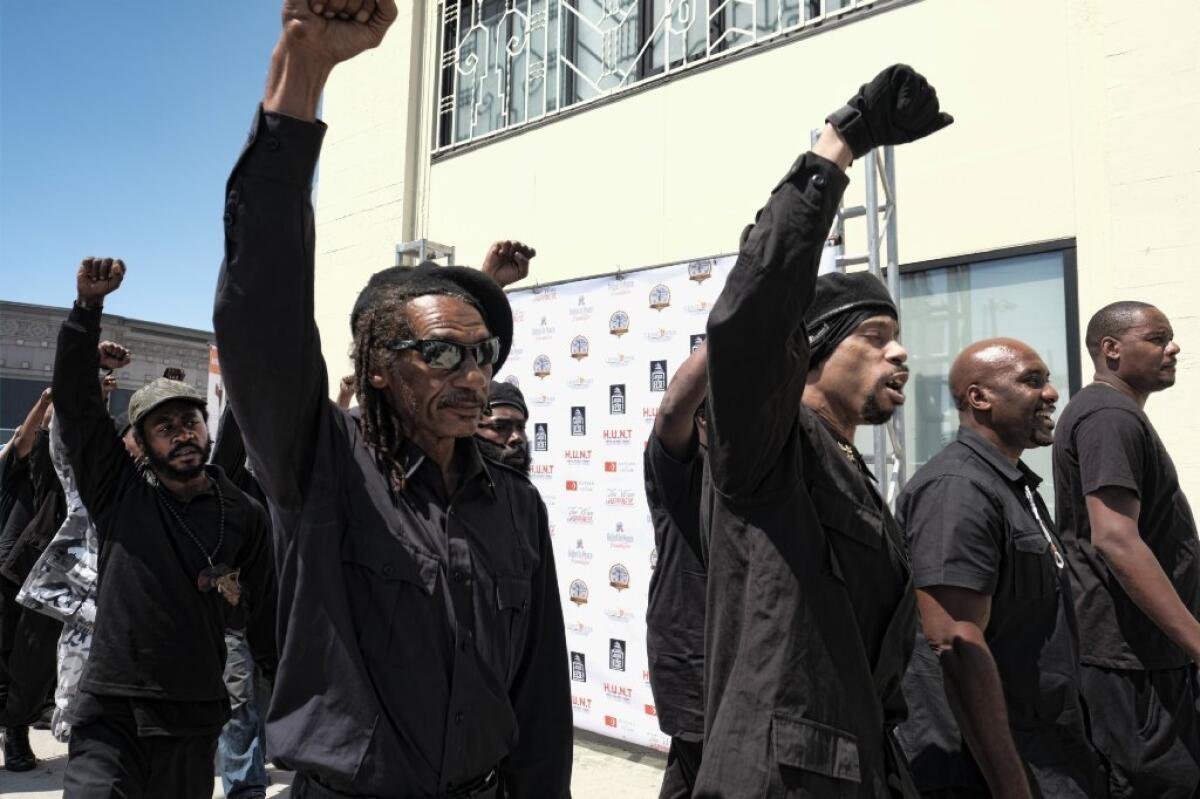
[565,479,595,493]
[605,606,637,622]
[608,522,635,549]
[570,335,590,361]
[604,682,634,701]
[569,579,590,605]
[513,309,526,324]
[530,391,555,406]
[565,480,578,491]
[650,360,668,392]
[569,295,595,321]
[566,619,594,636]
[607,275,633,295]
[567,506,595,525]
[688,259,715,283]
[570,407,587,436]
[606,488,637,507]
[609,563,631,591]
[533,317,557,338]
[644,704,657,717]
[572,695,593,711]
[564,449,592,466]
[642,669,652,684]
[609,639,627,671]
[502,374,520,388]
[643,406,659,423]
[530,463,554,481]
[603,428,633,446]
[690,333,707,352]
[508,346,524,360]
[534,423,549,451]
[604,460,636,475]
[533,354,552,378]
[649,284,672,311]
[609,384,626,415]
[609,311,630,337]
[644,326,676,343]
[533,288,559,303]
[604,715,618,728]
[567,375,595,390]
[568,537,593,564]
[605,353,635,368]
[570,651,587,681]
[650,547,658,571]
[685,299,715,315]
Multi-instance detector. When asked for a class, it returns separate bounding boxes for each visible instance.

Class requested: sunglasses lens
[423,342,463,370]
[478,338,500,365]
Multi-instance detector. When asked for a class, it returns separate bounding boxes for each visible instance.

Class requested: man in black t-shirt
[1054,301,1199,799]
[896,339,1104,798]
[644,343,708,799]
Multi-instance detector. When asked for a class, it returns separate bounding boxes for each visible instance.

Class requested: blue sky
[1,2,282,331]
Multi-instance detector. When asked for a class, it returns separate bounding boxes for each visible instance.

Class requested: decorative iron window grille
[435,0,882,152]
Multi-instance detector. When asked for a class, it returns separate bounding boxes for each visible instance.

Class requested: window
[435,0,886,151]
[896,244,1079,506]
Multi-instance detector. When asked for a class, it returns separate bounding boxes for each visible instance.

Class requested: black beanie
[806,272,898,365]
[488,381,528,418]
[350,261,514,372]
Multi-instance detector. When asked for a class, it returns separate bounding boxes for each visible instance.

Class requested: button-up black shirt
[697,153,917,799]
[52,304,273,735]
[644,432,706,739]
[214,107,571,797]
[895,427,1104,797]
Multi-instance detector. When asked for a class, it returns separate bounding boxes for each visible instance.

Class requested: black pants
[63,711,218,799]
[1081,663,1200,799]
[658,736,703,799]
[0,575,59,727]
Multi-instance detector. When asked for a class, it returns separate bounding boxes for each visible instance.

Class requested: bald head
[949,337,1059,458]
[949,339,1040,411]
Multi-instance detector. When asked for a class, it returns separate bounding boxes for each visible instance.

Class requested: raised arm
[53,259,135,521]
[213,0,398,511]
[7,388,53,461]
[654,341,707,460]
[706,65,951,500]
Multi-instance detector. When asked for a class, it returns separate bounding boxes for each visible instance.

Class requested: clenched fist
[281,0,398,67]
[826,65,953,159]
[76,258,126,309]
[98,341,132,370]
[481,240,536,288]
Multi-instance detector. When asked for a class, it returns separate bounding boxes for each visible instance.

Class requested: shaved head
[1085,301,1155,360]
[949,338,1040,411]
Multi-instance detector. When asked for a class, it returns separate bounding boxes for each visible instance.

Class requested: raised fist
[826,65,953,158]
[101,374,119,400]
[482,240,536,288]
[76,257,126,308]
[281,0,398,67]
[98,341,132,370]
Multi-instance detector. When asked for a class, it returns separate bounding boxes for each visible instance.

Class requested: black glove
[826,64,953,158]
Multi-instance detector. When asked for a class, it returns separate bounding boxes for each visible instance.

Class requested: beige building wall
[315,0,1199,491]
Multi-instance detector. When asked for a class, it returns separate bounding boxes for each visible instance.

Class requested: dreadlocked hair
[350,280,479,497]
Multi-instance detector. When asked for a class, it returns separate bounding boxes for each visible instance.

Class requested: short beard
[476,437,531,475]
[144,439,213,482]
[861,393,894,426]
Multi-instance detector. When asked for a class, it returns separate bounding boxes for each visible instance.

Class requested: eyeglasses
[385,337,501,371]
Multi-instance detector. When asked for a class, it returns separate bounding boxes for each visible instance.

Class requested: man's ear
[1100,335,1122,364]
[966,384,992,412]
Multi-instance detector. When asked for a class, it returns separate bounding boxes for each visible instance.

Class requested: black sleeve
[51,304,135,527]
[705,154,849,502]
[901,475,1004,594]
[645,432,703,560]
[237,497,278,673]
[1075,409,1146,499]
[500,498,572,797]
[213,107,332,519]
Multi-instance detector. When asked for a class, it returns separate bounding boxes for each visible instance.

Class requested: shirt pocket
[343,546,439,666]
[770,712,861,799]
[493,575,532,681]
[1010,530,1054,599]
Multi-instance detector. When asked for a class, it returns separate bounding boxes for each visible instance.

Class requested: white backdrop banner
[501,255,734,751]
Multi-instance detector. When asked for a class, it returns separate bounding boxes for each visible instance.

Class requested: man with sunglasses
[476,382,531,475]
[213,3,570,796]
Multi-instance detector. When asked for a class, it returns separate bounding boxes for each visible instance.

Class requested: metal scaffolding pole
[396,238,457,266]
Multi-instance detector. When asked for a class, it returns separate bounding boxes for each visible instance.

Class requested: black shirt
[1053,382,1200,670]
[896,427,1103,797]
[697,153,917,799]
[644,431,705,739]
[213,107,572,797]
[52,304,274,735]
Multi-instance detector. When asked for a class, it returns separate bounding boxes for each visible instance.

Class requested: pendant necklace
[155,477,241,606]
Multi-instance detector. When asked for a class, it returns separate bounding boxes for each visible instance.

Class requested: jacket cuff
[233,104,328,188]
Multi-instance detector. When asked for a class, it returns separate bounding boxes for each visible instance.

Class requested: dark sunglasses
[385,337,501,371]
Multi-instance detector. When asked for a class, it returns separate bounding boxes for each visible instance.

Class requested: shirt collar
[397,437,497,498]
[954,426,1041,488]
